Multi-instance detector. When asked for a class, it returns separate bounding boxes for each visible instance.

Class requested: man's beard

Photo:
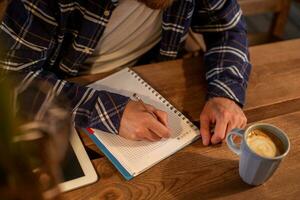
[137,0,174,9]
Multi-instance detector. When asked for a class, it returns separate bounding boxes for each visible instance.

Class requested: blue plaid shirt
[0,0,251,134]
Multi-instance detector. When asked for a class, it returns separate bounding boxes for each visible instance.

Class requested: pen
[132,93,171,138]
[132,93,159,120]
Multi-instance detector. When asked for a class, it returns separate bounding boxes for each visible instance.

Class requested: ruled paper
[88,68,199,176]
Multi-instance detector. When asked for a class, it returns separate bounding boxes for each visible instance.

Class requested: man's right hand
[119,100,171,142]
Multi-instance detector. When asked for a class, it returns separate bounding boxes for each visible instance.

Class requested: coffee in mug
[226,123,290,185]
[246,129,284,158]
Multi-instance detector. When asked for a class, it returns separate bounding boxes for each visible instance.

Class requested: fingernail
[203,139,209,146]
[212,139,221,144]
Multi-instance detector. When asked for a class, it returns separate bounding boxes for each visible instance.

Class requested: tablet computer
[58,128,98,192]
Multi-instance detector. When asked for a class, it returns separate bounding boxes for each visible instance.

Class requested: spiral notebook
[84,68,200,180]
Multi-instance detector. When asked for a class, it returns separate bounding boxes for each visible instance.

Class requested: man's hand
[119,100,171,142]
[200,97,247,146]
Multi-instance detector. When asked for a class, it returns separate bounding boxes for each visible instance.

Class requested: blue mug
[226,123,290,185]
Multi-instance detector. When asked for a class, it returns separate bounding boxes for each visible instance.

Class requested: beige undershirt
[84,0,162,74]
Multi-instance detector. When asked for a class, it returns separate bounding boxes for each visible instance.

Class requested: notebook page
[88,68,199,175]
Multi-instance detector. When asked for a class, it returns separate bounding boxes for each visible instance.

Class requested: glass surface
[60,143,85,182]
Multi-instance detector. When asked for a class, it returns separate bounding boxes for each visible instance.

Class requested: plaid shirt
[0,0,251,134]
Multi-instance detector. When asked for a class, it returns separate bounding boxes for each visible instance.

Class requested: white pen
[132,93,158,120]
[132,93,171,138]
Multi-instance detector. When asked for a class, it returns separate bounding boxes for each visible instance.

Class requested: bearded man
[0,0,251,145]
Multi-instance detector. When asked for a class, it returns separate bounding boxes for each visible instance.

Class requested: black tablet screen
[60,143,85,182]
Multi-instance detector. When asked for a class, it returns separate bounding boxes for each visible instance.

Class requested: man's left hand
[199,97,247,146]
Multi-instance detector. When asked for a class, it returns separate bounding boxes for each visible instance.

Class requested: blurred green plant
[0,78,71,200]
[0,1,68,199]
[0,79,44,200]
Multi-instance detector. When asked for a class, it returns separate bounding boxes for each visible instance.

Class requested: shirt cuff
[206,79,246,107]
[74,90,130,134]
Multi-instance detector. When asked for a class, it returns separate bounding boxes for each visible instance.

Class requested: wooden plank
[239,0,282,16]
[244,1,300,41]
[241,0,293,43]
[270,0,292,39]
[62,110,300,200]
[246,39,300,110]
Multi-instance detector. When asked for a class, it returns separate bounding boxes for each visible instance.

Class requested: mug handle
[226,128,244,155]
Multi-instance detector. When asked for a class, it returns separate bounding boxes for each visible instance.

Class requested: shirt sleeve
[0,1,129,134]
[191,0,252,106]
[2,69,130,134]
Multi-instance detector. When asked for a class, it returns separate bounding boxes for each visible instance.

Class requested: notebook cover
[83,128,133,180]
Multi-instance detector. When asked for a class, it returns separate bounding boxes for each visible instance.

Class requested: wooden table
[63,39,300,199]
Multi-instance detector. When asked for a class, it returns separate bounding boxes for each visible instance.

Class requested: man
[0,0,251,145]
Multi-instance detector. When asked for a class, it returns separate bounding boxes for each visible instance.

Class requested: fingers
[200,115,211,146]
[128,128,161,142]
[212,112,247,144]
[145,130,163,142]
[227,117,246,133]
[131,121,168,142]
[120,101,171,142]
[240,113,247,129]
[211,117,228,144]
[145,104,156,112]
[154,109,169,127]
[144,107,171,138]
[226,121,234,135]
[145,106,168,126]
[148,113,171,138]
[227,112,247,133]
[134,104,171,141]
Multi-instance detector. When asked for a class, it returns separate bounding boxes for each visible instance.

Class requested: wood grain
[239,0,292,44]
[270,0,292,39]
[62,110,300,200]
[64,39,300,199]
[239,0,282,15]
[72,39,300,152]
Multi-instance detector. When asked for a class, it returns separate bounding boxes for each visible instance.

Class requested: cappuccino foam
[247,129,282,158]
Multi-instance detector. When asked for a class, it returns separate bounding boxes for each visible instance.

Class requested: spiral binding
[128,68,198,132]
